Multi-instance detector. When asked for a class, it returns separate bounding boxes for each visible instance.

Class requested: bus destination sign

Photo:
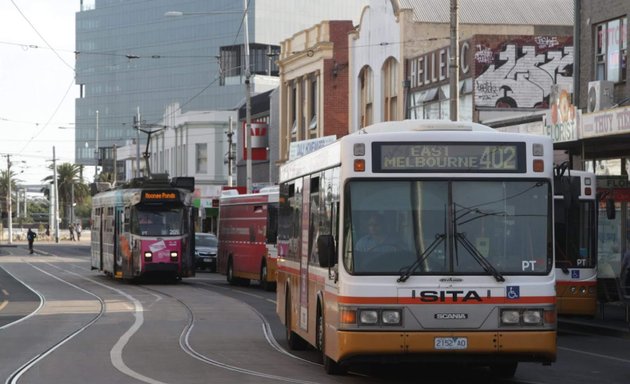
[373,142,525,173]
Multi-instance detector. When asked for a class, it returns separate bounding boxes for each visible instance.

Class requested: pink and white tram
[90,176,196,280]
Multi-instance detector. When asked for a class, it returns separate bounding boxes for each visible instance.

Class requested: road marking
[559,346,630,363]
[0,300,7,311]
[2,289,9,296]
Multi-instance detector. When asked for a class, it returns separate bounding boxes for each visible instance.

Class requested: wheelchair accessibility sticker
[571,270,580,279]
[506,286,520,300]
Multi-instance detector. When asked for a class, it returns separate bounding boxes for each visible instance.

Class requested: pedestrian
[68,223,75,241]
[27,228,37,254]
[76,223,82,241]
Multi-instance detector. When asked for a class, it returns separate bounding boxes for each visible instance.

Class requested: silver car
[194,233,218,272]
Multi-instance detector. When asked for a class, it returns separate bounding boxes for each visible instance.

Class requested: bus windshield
[344,180,551,276]
[132,207,184,236]
[555,199,596,270]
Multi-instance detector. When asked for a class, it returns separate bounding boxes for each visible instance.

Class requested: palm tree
[42,163,89,226]
[0,169,19,224]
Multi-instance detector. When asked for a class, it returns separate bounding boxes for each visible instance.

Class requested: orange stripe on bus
[333,295,555,305]
[556,281,596,286]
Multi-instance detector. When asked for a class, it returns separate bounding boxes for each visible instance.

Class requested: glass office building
[75,0,368,168]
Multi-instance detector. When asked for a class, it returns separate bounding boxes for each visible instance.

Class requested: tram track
[139,282,322,384]
[4,261,106,384]
[18,258,324,384]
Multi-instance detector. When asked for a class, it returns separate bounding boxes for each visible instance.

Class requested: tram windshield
[132,207,184,236]
[344,180,551,276]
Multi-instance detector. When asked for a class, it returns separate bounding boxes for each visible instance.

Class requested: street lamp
[165,3,253,192]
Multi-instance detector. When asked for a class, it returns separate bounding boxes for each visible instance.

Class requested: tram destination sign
[141,190,180,202]
[373,142,525,173]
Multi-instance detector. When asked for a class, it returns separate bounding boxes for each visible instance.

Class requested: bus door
[299,178,310,331]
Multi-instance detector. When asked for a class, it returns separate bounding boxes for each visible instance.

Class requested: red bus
[217,186,279,290]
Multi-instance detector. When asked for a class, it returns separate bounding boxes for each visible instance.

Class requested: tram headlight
[579,286,587,295]
[143,251,152,261]
[381,309,402,325]
[170,251,178,260]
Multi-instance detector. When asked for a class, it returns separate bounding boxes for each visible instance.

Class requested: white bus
[276,120,556,378]
[554,166,598,316]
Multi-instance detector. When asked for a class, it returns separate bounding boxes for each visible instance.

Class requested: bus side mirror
[606,198,616,220]
[317,234,336,268]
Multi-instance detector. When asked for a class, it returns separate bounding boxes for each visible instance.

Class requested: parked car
[195,233,218,272]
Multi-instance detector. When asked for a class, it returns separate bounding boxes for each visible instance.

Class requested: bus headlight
[382,309,402,325]
[170,251,178,260]
[359,310,379,325]
[522,309,543,325]
[500,309,520,325]
[501,308,545,325]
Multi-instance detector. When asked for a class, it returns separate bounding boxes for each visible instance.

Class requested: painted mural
[473,35,573,109]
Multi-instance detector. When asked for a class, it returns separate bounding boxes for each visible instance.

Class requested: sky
[0,1,78,186]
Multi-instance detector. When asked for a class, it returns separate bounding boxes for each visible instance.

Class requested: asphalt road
[1,243,629,384]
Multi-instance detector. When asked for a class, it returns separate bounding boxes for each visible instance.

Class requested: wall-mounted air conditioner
[587,80,614,113]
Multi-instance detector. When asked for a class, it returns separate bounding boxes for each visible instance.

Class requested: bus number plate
[434,337,467,350]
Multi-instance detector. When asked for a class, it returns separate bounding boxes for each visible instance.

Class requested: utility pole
[227,117,234,187]
[95,110,99,181]
[244,0,252,193]
[6,155,12,244]
[53,146,59,243]
[449,0,459,121]
[135,108,141,178]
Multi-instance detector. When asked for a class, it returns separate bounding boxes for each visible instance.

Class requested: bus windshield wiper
[398,233,445,283]
[455,232,505,282]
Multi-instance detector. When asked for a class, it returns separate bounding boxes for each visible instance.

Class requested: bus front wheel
[317,304,346,375]
[260,262,276,291]
[227,258,236,285]
[490,362,517,378]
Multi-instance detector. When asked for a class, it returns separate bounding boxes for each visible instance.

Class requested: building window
[309,77,318,134]
[196,143,207,174]
[290,84,297,139]
[359,66,373,128]
[383,58,398,121]
[596,17,627,82]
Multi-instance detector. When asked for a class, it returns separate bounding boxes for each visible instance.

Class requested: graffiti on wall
[474,35,573,109]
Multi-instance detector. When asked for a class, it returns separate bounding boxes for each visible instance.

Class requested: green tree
[43,163,90,226]
[0,169,19,221]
